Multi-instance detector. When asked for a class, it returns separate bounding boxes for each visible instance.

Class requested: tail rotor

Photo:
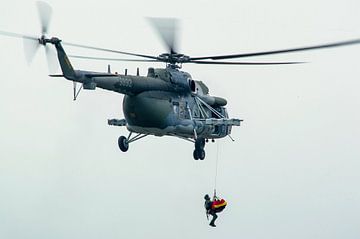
[0,1,58,72]
[35,1,58,73]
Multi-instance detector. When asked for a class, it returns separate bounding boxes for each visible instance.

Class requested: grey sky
[1,0,359,238]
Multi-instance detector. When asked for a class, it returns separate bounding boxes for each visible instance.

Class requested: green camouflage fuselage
[54,39,232,139]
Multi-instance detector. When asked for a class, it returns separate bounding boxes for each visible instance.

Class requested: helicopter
[1,1,360,160]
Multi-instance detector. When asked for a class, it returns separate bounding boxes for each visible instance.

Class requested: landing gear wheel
[194,138,206,160]
[193,150,199,160]
[199,149,205,160]
[193,149,205,160]
[118,136,129,152]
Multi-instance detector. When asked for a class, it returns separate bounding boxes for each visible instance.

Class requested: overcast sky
[1,0,360,238]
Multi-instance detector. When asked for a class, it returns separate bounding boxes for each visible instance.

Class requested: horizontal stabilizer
[49,74,64,77]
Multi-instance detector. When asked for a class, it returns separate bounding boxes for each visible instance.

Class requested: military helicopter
[1,2,360,160]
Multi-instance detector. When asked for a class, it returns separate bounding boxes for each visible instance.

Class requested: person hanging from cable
[204,191,227,227]
[204,194,218,227]
[203,142,227,227]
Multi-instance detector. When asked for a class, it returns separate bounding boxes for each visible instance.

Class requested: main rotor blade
[191,39,360,60]
[189,60,305,65]
[37,1,52,35]
[62,41,159,60]
[68,54,304,65]
[68,55,160,62]
[148,17,179,54]
[0,30,38,41]
[0,30,160,61]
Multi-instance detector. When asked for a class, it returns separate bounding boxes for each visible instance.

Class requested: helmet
[204,194,210,200]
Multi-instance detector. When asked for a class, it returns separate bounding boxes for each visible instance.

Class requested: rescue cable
[210,141,227,213]
[213,141,220,199]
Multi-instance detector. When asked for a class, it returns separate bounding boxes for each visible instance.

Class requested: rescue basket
[211,198,227,213]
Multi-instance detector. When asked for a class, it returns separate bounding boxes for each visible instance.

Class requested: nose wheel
[118,136,129,152]
[193,138,206,160]
[117,132,148,153]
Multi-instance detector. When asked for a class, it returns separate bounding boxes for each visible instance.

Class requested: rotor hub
[158,53,190,64]
[38,35,61,46]
[38,35,47,45]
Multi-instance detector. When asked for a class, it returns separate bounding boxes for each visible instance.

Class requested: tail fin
[50,38,76,80]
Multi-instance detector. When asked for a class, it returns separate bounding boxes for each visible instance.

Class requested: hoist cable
[214,140,220,198]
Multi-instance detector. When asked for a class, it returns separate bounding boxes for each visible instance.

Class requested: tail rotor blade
[36,1,52,35]
[1,2,56,71]
[45,45,59,73]
[23,37,40,64]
